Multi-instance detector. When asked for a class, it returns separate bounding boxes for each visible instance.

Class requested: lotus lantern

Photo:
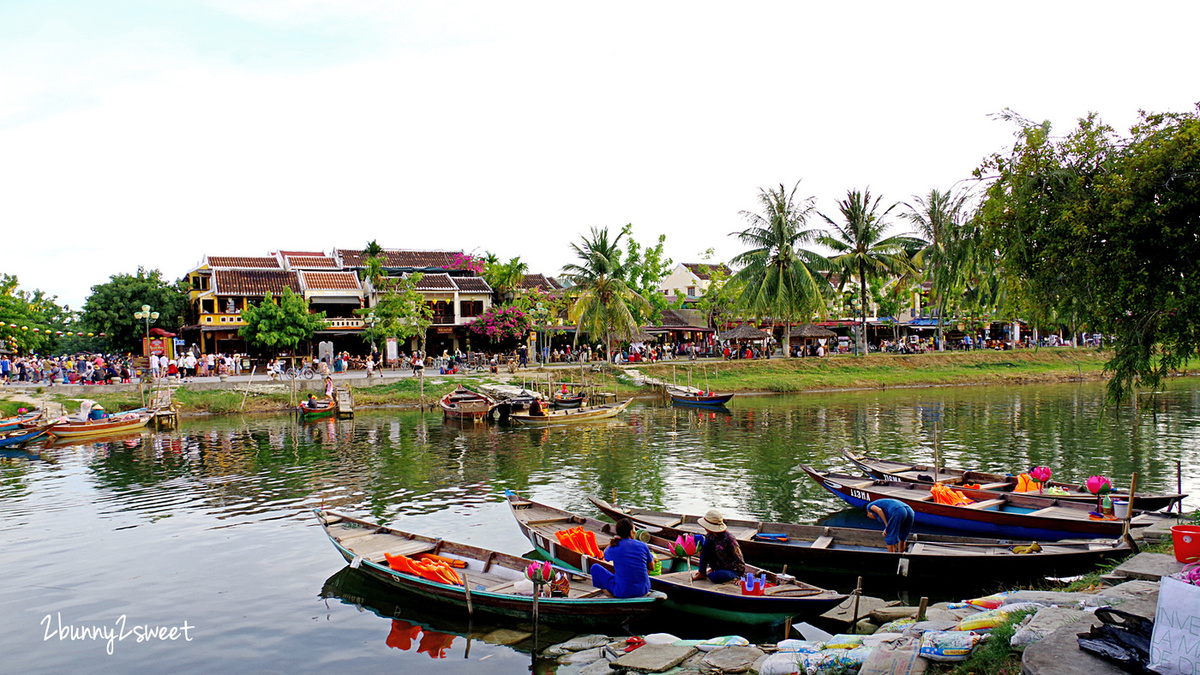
[1031,466,1052,483]
[671,534,698,558]
[1086,475,1112,495]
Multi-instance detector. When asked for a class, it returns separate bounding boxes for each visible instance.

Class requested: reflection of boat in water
[321,567,542,658]
[313,509,661,626]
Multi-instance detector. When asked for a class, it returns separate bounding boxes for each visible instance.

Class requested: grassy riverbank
[633,348,1112,393]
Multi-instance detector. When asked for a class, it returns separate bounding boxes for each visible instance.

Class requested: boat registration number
[849,488,870,501]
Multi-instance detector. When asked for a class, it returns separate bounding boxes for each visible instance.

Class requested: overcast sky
[2,1,1197,310]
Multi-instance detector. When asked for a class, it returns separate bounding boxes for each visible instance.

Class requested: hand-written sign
[1151,576,1200,675]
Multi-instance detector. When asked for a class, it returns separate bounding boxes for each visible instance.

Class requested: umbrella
[789,323,836,339]
[718,324,770,341]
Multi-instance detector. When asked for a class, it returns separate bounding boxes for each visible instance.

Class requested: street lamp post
[133,304,159,356]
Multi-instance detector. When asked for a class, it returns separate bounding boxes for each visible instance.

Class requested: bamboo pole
[850,576,863,634]
[463,572,473,617]
[239,367,257,412]
[1122,472,1140,553]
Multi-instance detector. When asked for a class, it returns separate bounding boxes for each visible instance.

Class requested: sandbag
[823,634,864,649]
[955,602,1042,632]
[859,636,926,675]
[919,631,983,662]
[775,639,824,653]
[964,591,1012,609]
[695,634,749,651]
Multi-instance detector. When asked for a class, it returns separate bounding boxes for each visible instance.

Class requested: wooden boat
[552,393,586,409]
[49,412,152,439]
[801,465,1164,541]
[439,387,496,423]
[313,508,662,626]
[0,422,59,448]
[667,388,734,407]
[507,399,632,424]
[842,449,1185,512]
[505,493,846,625]
[0,411,42,433]
[588,496,1131,584]
[297,399,337,419]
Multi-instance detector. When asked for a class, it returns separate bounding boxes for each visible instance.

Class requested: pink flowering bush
[467,306,533,344]
[443,253,485,275]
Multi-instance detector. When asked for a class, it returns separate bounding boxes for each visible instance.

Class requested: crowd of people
[0,353,135,385]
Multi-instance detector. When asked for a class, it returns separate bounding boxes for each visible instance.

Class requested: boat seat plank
[485,580,520,593]
[1026,506,1090,520]
[347,536,438,562]
[964,499,1007,510]
[810,536,833,549]
[635,514,684,528]
[728,527,758,541]
[978,482,1013,490]
[326,523,381,541]
[526,516,574,526]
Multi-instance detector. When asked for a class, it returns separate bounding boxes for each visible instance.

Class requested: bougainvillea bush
[466,306,533,349]
[443,253,485,275]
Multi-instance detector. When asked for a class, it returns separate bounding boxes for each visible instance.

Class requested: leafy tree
[484,256,530,304]
[617,223,673,325]
[238,288,326,354]
[358,273,434,354]
[977,106,1200,399]
[561,226,651,360]
[902,188,976,350]
[82,267,188,353]
[820,189,924,355]
[360,240,387,288]
[730,182,831,358]
[466,305,534,350]
[0,274,77,354]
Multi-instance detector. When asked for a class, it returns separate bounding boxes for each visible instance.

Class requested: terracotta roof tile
[278,250,325,256]
[301,271,362,291]
[657,309,692,327]
[454,276,491,293]
[213,270,301,297]
[683,263,731,280]
[410,272,456,291]
[338,248,462,269]
[207,256,281,269]
[286,255,338,269]
[518,274,564,291]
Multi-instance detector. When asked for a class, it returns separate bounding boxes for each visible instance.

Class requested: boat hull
[669,392,734,407]
[49,414,151,439]
[508,399,632,424]
[842,449,1184,512]
[801,465,1155,540]
[588,496,1130,584]
[439,387,496,422]
[0,422,57,447]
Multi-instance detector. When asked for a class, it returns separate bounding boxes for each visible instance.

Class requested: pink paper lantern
[1031,466,1052,483]
[1086,475,1112,495]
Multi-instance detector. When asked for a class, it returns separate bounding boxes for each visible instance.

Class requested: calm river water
[2,379,1197,674]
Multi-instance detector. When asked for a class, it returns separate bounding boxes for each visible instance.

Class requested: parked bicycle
[287,365,316,380]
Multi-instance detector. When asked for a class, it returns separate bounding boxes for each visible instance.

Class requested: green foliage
[561,226,652,355]
[617,223,673,324]
[82,267,188,353]
[978,106,1200,399]
[947,607,1038,675]
[902,188,979,345]
[238,288,326,353]
[358,274,433,350]
[0,273,76,354]
[820,189,924,354]
[730,182,831,356]
[483,256,530,301]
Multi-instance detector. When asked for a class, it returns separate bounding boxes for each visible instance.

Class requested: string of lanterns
[3,323,105,337]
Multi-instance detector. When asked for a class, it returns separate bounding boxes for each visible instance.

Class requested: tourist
[692,509,746,583]
[324,376,334,400]
[589,518,654,598]
[149,354,161,380]
[864,498,915,553]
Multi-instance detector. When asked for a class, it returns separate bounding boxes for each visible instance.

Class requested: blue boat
[0,422,57,448]
[0,411,42,433]
[800,465,1162,541]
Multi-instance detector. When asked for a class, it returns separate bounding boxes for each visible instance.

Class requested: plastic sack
[919,631,982,662]
[823,634,864,649]
[775,639,824,653]
[641,633,680,645]
[695,635,749,651]
[964,591,1012,609]
[1080,608,1153,673]
[955,603,1042,632]
[759,652,803,675]
[877,618,918,634]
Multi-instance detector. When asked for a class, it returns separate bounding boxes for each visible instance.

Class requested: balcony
[199,313,246,327]
[324,318,365,330]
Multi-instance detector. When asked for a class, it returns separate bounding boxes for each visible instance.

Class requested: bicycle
[287,366,316,380]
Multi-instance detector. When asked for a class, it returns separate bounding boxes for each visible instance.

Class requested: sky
[2,1,1197,311]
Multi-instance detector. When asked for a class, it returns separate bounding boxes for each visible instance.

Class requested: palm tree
[729,182,831,358]
[902,188,974,351]
[487,256,529,304]
[561,226,650,362]
[820,189,924,355]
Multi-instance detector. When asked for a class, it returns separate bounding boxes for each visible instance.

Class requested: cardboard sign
[1151,576,1200,675]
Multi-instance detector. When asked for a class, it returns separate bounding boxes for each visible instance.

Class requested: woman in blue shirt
[590,518,654,598]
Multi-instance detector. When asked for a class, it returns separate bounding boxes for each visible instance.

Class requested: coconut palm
[486,256,529,304]
[561,226,650,361]
[902,188,974,351]
[729,182,831,358]
[820,189,925,355]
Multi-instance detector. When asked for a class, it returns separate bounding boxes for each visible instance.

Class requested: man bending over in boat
[865,499,915,553]
[590,518,653,598]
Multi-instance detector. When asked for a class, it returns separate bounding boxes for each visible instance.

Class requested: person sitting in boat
[589,518,654,598]
[87,404,108,421]
[864,498,915,553]
[528,398,546,416]
[306,394,322,409]
[692,509,745,583]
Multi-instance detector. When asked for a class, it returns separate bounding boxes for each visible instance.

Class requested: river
[1,379,1196,673]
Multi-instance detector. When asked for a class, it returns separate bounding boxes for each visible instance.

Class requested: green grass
[0,399,29,416]
[938,607,1039,675]
[634,348,1111,394]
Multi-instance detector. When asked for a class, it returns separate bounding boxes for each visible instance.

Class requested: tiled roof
[454,276,491,293]
[338,248,462,269]
[683,263,731,280]
[657,309,693,327]
[518,274,564,291]
[207,256,281,269]
[286,255,339,269]
[213,270,301,296]
[410,272,457,291]
[277,250,325,257]
[301,271,362,291]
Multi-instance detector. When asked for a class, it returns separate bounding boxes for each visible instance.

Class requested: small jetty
[334,386,354,417]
